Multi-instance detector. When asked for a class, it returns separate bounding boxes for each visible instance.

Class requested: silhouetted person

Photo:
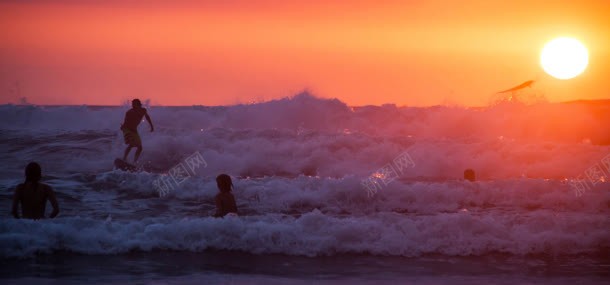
[121,99,154,163]
[214,174,238,217]
[12,162,59,219]
[464,169,476,182]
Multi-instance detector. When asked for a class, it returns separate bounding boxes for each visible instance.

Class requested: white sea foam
[0,208,607,258]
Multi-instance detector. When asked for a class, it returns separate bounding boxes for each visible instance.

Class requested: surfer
[213,174,238,217]
[11,162,60,219]
[121,99,154,163]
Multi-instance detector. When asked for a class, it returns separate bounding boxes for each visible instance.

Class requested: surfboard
[114,158,138,172]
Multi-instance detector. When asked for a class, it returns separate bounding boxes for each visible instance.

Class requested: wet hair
[464,169,476,182]
[132,99,142,107]
[216,174,233,193]
[25,162,42,183]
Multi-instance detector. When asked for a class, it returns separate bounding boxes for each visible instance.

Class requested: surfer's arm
[47,186,60,218]
[144,112,154,132]
[11,186,21,219]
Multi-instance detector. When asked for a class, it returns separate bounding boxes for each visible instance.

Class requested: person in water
[464,168,476,182]
[12,162,60,219]
[214,174,238,217]
[121,99,154,163]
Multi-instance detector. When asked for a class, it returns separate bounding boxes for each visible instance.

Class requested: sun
[540,37,588,80]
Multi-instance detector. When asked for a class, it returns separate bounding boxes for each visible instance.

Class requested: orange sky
[0,0,608,106]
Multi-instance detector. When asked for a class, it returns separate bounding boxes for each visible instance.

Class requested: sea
[1,93,609,284]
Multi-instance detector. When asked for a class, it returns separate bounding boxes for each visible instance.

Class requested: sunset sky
[1,0,608,106]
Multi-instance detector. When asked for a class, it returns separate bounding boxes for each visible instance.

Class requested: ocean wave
[1,209,608,258]
[1,93,609,144]
[2,93,609,260]
[2,93,609,179]
[16,170,601,220]
[1,127,608,180]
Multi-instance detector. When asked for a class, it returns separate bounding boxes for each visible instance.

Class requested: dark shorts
[121,127,142,147]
